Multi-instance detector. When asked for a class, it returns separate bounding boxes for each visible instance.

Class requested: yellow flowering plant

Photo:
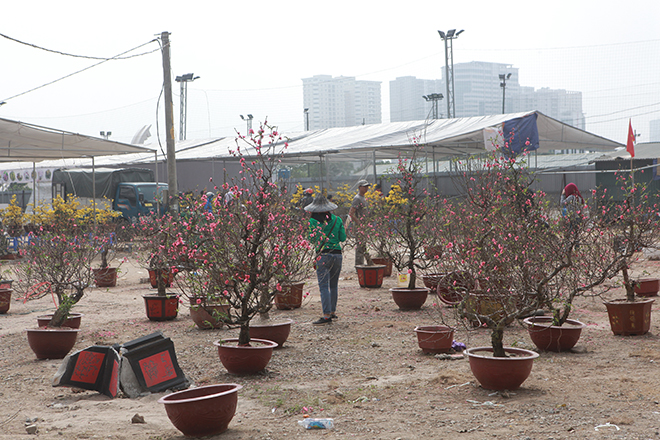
[0,195,26,236]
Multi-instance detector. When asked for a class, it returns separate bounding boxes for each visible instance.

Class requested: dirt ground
[2,249,660,440]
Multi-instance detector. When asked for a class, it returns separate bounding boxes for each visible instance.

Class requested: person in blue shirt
[305,194,346,325]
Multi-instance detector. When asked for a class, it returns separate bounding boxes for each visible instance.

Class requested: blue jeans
[316,253,342,316]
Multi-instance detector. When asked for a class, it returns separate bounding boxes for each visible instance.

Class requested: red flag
[626,119,635,157]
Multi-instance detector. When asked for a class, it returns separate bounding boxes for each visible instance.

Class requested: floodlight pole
[175,73,200,141]
[423,93,443,119]
[499,73,511,114]
[438,29,463,119]
[161,31,178,212]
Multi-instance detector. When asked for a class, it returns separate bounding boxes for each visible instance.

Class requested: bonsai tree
[12,230,107,327]
[360,147,436,289]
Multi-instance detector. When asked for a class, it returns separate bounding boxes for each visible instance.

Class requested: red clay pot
[414,325,454,354]
[523,316,586,352]
[372,258,393,276]
[190,303,230,329]
[249,319,293,348]
[422,273,445,290]
[213,338,278,375]
[37,312,84,329]
[143,294,180,321]
[604,298,654,336]
[26,327,79,359]
[93,268,118,287]
[390,287,429,310]
[465,346,539,390]
[158,383,242,437]
[356,265,386,288]
[274,282,304,310]
[634,278,660,297]
[0,288,12,314]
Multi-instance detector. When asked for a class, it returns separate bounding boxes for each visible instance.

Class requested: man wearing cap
[305,194,346,325]
[349,179,370,266]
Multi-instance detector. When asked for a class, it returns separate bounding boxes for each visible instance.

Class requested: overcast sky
[1,0,659,148]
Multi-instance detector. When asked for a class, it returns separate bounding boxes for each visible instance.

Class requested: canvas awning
[0,117,154,162]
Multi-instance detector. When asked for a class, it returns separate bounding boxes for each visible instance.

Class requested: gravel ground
[1,251,660,439]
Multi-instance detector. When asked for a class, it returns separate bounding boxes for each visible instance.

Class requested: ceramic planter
[158,383,242,437]
[464,292,514,327]
[604,298,654,336]
[372,258,393,276]
[249,319,293,348]
[414,325,454,354]
[143,294,180,321]
[190,303,230,329]
[523,316,586,352]
[422,273,445,290]
[213,338,278,375]
[26,327,80,359]
[37,312,84,329]
[465,346,539,390]
[390,287,429,310]
[634,278,660,297]
[93,267,118,287]
[0,288,12,314]
[356,265,386,288]
[274,282,304,310]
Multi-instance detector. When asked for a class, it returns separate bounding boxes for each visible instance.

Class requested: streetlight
[499,73,512,114]
[240,114,254,134]
[438,29,464,119]
[100,131,112,140]
[175,73,200,141]
[422,93,443,119]
[304,108,310,131]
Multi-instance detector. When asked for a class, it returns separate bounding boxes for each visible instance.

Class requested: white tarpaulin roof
[0,117,154,162]
[0,111,624,170]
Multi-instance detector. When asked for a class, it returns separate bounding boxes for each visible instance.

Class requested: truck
[51,167,168,222]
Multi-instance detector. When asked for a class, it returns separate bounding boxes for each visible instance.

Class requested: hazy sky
[2,0,659,148]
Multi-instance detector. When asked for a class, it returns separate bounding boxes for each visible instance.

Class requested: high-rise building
[302,75,381,130]
[388,61,585,130]
[389,76,444,122]
[650,119,660,142]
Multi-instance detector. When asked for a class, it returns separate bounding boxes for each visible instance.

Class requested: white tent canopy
[0,117,154,162]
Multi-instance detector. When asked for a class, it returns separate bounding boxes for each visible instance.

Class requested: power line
[0,32,159,60]
[1,39,160,103]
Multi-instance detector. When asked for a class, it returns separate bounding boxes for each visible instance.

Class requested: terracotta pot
[93,267,118,288]
[0,279,13,289]
[143,294,180,321]
[390,287,429,310]
[356,265,386,288]
[26,327,80,359]
[422,273,445,290]
[436,271,473,306]
[604,298,654,336]
[0,288,12,314]
[190,303,230,329]
[148,269,175,288]
[274,282,304,310]
[213,338,278,375]
[635,278,660,297]
[249,319,293,348]
[37,312,84,329]
[414,325,454,354]
[158,383,242,437]
[523,316,586,352]
[372,258,393,276]
[465,346,539,390]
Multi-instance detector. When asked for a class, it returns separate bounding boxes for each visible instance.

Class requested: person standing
[560,183,584,217]
[299,188,315,211]
[305,194,346,325]
[349,179,370,266]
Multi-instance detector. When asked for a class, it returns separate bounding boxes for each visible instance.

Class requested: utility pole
[161,31,178,212]
[438,29,464,119]
[499,73,511,114]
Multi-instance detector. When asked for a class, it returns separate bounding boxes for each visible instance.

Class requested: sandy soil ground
[1,250,660,440]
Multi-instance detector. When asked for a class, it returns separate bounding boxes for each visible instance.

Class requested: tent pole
[32,162,36,213]
[372,150,377,184]
[92,157,97,230]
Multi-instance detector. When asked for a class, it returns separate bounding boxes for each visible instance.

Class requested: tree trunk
[621,266,636,302]
[491,327,506,357]
[238,322,251,346]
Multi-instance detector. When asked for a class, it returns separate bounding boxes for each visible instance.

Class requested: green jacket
[309,214,346,253]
